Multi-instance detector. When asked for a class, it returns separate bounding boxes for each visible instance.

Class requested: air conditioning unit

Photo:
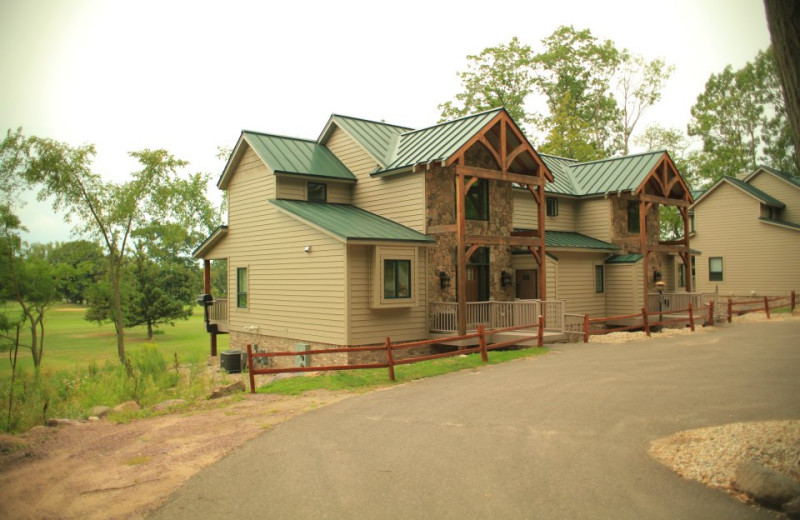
[294,343,311,368]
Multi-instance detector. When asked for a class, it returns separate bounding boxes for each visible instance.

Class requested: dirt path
[0,390,354,520]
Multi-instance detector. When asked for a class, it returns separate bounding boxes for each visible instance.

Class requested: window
[627,201,640,233]
[689,212,695,233]
[372,246,417,308]
[594,265,605,293]
[709,257,723,282]
[384,259,412,299]
[678,264,686,288]
[465,178,489,220]
[307,182,327,203]
[546,197,559,217]
[236,267,248,308]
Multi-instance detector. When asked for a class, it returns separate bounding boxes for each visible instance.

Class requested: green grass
[1,303,227,379]
[257,347,548,395]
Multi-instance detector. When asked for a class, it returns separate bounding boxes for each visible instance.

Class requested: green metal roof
[605,253,644,264]
[759,217,800,230]
[569,151,665,196]
[545,231,620,250]
[243,131,355,181]
[511,230,620,251]
[323,115,412,166]
[721,176,785,207]
[269,199,434,243]
[375,108,505,174]
[539,154,580,194]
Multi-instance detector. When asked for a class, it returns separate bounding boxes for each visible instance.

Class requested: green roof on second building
[270,199,434,244]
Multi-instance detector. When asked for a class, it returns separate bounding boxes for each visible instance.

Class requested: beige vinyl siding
[220,144,348,345]
[511,254,557,300]
[747,170,800,223]
[275,176,352,203]
[326,127,425,232]
[512,191,576,231]
[692,181,800,295]
[605,262,644,316]
[551,252,607,317]
[576,198,612,241]
[347,245,428,344]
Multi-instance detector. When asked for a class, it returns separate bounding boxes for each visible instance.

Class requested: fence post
[385,337,395,382]
[792,290,796,312]
[537,316,544,347]
[688,303,695,332]
[478,325,488,362]
[727,298,733,323]
[642,307,651,337]
[706,300,714,327]
[246,344,256,394]
[583,314,590,343]
[764,296,771,320]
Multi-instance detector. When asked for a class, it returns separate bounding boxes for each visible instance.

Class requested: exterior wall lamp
[653,270,662,283]
[501,270,512,288]
[438,271,451,289]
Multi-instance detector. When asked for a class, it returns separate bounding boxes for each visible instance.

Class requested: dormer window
[307,182,327,203]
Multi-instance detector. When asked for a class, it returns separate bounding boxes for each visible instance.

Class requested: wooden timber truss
[634,153,694,302]
[442,110,554,335]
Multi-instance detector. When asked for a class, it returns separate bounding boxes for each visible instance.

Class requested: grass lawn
[1,303,227,378]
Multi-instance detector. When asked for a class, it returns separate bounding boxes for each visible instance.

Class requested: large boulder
[735,460,800,509]
[209,380,245,399]
[89,405,111,418]
[113,401,141,414]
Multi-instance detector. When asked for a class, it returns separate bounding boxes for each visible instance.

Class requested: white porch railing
[430,300,565,333]
[646,292,705,314]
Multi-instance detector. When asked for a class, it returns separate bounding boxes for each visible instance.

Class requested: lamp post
[655,280,666,331]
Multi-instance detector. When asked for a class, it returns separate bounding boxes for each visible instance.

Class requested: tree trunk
[109,255,126,362]
[29,319,40,367]
[147,322,153,341]
[764,0,800,171]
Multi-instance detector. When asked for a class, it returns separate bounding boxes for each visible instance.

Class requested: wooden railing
[430,300,564,333]
[583,305,701,343]
[209,298,228,322]
[245,320,546,393]
[726,292,796,322]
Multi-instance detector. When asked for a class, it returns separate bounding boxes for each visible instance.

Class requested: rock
[152,399,186,412]
[785,497,800,520]
[113,401,141,414]
[89,405,111,418]
[735,460,800,509]
[46,418,80,427]
[209,380,245,399]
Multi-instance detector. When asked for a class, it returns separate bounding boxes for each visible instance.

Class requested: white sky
[0,0,771,244]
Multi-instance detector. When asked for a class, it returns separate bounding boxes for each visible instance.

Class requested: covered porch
[429,299,567,346]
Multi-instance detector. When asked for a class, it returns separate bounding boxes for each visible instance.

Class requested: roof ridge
[538,152,579,163]
[399,107,505,137]
[331,114,414,131]
[573,150,666,167]
[242,130,316,144]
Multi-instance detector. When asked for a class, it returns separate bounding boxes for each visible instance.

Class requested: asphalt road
[151,319,800,520]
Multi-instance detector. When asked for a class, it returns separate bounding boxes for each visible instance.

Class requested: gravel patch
[650,421,800,501]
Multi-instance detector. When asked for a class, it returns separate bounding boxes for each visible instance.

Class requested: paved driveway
[151,319,800,520]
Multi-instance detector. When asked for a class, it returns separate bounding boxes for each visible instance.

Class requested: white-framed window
[678,264,686,288]
[236,267,248,308]
[371,246,417,308]
[709,257,723,282]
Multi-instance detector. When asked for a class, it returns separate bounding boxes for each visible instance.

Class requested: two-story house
[690,166,800,295]
[194,108,694,364]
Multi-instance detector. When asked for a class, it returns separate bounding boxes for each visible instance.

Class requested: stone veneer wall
[609,196,664,292]
[425,143,517,305]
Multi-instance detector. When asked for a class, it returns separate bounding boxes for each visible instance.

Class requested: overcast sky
[1,0,771,244]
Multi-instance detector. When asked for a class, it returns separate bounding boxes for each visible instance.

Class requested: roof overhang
[192,226,228,259]
[635,152,693,205]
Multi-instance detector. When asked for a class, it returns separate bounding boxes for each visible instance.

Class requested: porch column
[203,259,211,294]
[680,206,692,293]
[537,176,547,299]
[456,169,467,336]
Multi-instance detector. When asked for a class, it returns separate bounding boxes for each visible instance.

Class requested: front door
[516,269,538,299]
[465,247,490,302]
